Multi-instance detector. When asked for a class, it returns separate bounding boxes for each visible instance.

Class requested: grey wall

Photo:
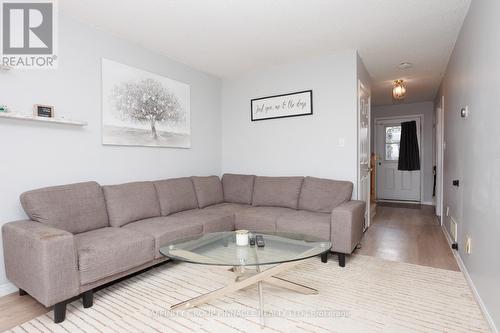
[221,50,362,196]
[435,0,500,329]
[0,15,222,294]
[371,102,435,204]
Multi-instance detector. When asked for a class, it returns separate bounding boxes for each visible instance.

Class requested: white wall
[435,0,500,330]
[221,50,360,193]
[371,102,435,204]
[0,16,222,294]
[357,53,371,96]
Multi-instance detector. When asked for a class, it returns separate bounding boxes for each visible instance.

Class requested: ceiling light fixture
[392,79,407,100]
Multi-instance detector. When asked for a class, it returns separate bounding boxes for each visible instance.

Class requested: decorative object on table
[34,104,55,118]
[235,229,249,246]
[0,105,9,112]
[249,233,256,246]
[255,234,265,247]
[251,90,313,121]
[102,58,191,148]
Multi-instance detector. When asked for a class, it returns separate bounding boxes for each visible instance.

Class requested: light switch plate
[466,236,472,254]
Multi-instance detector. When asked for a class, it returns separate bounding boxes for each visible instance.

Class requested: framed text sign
[251,90,313,121]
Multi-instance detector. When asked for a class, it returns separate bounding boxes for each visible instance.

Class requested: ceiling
[60,0,471,106]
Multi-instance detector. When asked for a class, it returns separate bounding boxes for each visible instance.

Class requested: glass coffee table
[160,231,331,326]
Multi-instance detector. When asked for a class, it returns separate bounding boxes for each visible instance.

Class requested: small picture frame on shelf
[34,104,55,118]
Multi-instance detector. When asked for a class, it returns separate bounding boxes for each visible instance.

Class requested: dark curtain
[398,120,420,171]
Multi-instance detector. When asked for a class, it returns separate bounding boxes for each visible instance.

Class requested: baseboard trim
[0,281,17,297]
[376,199,435,206]
[441,225,498,333]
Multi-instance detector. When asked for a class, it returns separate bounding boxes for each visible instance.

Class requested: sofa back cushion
[154,177,198,216]
[20,181,109,234]
[252,176,304,209]
[191,176,224,208]
[102,181,160,227]
[222,174,255,204]
[298,176,353,213]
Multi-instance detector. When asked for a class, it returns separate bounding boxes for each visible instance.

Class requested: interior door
[358,81,371,229]
[376,117,421,202]
[435,97,444,219]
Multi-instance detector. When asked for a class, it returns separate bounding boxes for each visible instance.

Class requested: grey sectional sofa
[2,174,365,323]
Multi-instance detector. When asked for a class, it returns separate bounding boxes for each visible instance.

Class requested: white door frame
[357,80,371,229]
[374,114,424,203]
[435,96,445,224]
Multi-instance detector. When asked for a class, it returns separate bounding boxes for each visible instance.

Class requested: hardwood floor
[355,204,460,271]
[0,291,48,332]
[0,204,459,331]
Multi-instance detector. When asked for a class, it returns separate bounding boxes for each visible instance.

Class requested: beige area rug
[8,255,490,333]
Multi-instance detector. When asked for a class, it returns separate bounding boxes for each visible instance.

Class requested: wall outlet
[338,138,345,147]
[466,236,472,254]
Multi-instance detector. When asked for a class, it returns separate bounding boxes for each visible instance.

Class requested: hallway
[356,204,459,271]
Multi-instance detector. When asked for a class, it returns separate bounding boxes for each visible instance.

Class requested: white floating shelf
[0,112,87,126]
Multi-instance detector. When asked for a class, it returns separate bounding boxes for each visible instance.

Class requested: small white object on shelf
[0,112,87,126]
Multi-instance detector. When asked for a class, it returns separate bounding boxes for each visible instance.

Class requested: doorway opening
[374,115,423,204]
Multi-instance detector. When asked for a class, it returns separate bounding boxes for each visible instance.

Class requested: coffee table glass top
[159,231,331,266]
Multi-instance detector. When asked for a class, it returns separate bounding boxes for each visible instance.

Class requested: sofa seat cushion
[167,208,235,233]
[20,181,109,234]
[276,210,331,240]
[222,174,255,204]
[123,217,203,258]
[192,176,224,208]
[298,177,353,213]
[234,207,296,232]
[204,203,251,214]
[102,181,161,227]
[154,178,198,216]
[75,227,154,285]
[252,176,304,209]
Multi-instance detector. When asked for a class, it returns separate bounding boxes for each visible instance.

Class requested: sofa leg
[54,302,66,323]
[82,290,93,308]
[321,252,328,263]
[19,289,27,296]
[338,253,346,267]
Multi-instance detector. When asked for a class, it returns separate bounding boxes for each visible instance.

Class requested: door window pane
[385,126,401,143]
[385,143,400,160]
[385,125,401,160]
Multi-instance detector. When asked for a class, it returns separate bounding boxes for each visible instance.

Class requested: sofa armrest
[2,220,79,306]
[330,200,365,254]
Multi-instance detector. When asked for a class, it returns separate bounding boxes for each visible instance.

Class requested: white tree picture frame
[102,58,191,148]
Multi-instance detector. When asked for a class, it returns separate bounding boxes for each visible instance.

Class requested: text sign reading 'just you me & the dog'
[251,90,313,121]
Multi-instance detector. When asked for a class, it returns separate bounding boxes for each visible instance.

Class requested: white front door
[358,81,371,229]
[376,117,421,202]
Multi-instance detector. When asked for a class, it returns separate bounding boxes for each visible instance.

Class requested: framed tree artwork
[101,58,190,148]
